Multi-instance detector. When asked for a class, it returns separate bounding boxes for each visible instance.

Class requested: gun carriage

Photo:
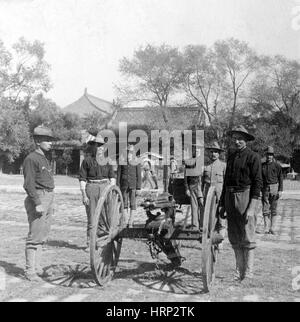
[89,170,222,292]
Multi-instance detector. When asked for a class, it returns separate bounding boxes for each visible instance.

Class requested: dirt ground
[0,177,299,302]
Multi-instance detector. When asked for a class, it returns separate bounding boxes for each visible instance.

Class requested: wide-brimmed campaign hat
[206,141,225,152]
[33,125,57,141]
[127,144,135,152]
[228,125,255,142]
[86,132,105,145]
[265,146,275,155]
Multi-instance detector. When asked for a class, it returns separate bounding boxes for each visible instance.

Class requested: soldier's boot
[263,215,271,234]
[25,247,43,282]
[35,244,44,276]
[84,235,90,253]
[243,248,255,280]
[269,215,278,235]
[127,210,135,228]
[233,248,244,281]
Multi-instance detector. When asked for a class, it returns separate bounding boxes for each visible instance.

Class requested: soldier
[262,146,283,235]
[141,157,159,190]
[219,126,262,281]
[23,125,57,281]
[117,144,142,228]
[202,142,226,237]
[79,133,116,251]
[184,143,204,230]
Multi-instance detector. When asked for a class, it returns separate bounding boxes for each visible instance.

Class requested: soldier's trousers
[188,182,202,229]
[85,182,109,240]
[25,190,54,249]
[262,184,279,218]
[224,188,257,249]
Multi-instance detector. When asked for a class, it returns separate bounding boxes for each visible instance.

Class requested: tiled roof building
[107,106,203,131]
[63,88,115,117]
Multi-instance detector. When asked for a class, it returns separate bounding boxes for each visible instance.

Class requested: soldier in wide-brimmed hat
[219,125,262,282]
[202,141,227,239]
[261,146,283,235]
[79,131,115,251]
[23,125,57,281]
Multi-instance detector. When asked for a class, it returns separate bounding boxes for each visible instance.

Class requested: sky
[0,0,299,107]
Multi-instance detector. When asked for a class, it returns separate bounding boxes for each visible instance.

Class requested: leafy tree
[1,37,51,102]
[81,111,111,135]
[56,148,73,175]
[0,98,31,172]
[0,40,12,95]
[250,55,300,121]
[117,44,185,126]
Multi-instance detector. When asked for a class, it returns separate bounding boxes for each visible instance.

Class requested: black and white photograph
[0,0,299,305]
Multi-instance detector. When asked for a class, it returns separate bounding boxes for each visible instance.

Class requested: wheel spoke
[90,186,124,286]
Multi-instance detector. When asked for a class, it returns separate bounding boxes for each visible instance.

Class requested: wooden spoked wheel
[90,184,125,286]
[201,186,218,293]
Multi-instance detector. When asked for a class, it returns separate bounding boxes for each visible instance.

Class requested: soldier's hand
[245,205,256,223]
[198,197,204,207]
[245,199,259,223]
[186,190,191,198]
[35,204,45,215]
[218,206,226,219]
[278,191,283,199]
[82,195,89,206]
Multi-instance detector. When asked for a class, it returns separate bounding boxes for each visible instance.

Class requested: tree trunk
[0,155,6,174]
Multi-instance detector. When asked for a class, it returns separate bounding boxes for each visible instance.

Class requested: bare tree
[214,38,261,129]
[182,45,225,138]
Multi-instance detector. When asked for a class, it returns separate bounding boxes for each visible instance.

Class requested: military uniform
[261,147,283,234]
[202,159,226,200]
[184,156,203,229]
[79,154,115,244]
[117,162,142,210]
[220,126,262,281]
[23,126,56,281]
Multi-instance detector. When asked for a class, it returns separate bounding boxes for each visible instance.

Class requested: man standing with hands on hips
[219,126,262,282]
[23,125,57,282]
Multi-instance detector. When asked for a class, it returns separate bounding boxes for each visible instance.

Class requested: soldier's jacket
[202,159,226,199]
[184,156,202,189]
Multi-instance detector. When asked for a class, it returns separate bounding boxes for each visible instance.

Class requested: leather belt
[87,179,109,184]
[37,188,54,192]
[226,186,250,193]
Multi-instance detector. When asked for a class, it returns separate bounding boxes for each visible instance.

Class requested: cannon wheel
[201,186,218,293]
[90,184,125,286]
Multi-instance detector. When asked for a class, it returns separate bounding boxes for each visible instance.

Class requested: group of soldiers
[183,125,283,282]
[22,124,283,283]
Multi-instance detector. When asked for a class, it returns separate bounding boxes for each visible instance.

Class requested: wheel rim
[201,186,218,292]
[90,185,125,286]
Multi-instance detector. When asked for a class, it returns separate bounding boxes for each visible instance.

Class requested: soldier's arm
[23,157,41,206]
[136,164,142,190]
[278,164,283,192]
[79,159,89,202]
[249,153,263,200]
